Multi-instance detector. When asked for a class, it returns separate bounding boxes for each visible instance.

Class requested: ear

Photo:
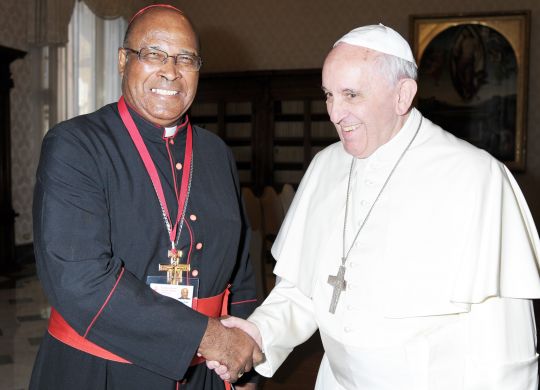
[395,79,417,116]
[118,48,127,76]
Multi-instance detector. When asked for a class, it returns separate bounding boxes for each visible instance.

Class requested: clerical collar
[120,100,189,143]
[367,108,421,163]
[164,126,177,137]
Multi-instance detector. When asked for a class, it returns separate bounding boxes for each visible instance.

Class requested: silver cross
[327,264,347,314]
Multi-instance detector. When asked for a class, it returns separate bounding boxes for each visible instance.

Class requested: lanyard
[118,96,193,249]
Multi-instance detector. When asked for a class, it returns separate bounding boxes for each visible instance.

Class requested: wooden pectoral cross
[327,264,347,314]
[159,249,190,285]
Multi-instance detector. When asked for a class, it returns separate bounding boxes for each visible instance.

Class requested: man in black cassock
[30,4,261,389]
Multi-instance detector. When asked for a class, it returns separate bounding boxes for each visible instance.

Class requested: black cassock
[30,103,258,389]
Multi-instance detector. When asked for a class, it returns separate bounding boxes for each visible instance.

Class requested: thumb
[220,316,243,329]
[253,346,266,366]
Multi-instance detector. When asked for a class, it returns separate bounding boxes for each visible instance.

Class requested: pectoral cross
[327,264,347,314]
[159,248,190,285]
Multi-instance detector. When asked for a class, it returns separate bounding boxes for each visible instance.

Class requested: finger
[253,347,265,365]
[220,316,241,328]
[205,360,220,370]
[215,365,228,376]
[243,358,253,374]
[228,371,239,382]
[229,365,245,383]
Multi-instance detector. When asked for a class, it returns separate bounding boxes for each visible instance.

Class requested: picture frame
[410,11,530,171]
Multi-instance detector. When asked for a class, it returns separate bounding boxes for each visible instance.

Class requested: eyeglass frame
[122,46,202,72]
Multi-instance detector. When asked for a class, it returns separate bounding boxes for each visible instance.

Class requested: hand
[205,317,264,381]
[198,317,264,382]
[222,316,262,350]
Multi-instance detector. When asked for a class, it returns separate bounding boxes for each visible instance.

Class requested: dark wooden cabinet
[190,69,338,194]
[0,46,26,272]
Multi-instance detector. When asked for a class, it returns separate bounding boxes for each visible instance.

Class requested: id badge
[146,276,200,308]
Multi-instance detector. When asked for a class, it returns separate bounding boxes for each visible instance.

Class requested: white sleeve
[248,279,319,377]
[465,297,538,389]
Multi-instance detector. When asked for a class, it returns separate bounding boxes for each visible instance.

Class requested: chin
[342,142,363,156]
[150,108,184,121]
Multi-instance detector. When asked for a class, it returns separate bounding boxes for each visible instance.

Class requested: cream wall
[1,0,540,243]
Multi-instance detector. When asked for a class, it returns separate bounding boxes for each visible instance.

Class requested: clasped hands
[198,316,263,382]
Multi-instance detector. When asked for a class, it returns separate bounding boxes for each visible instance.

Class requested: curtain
[27,0,147,45]
[54,1,126,123]
[27,0,76,46]
[83,0,145,20]
[27,0,152,129]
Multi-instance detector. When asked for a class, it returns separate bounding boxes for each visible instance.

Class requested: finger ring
[238,371,244,378]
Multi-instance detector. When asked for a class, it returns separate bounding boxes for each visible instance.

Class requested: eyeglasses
[123,47,202,72]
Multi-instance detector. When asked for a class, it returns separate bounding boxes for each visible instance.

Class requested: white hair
[374,52,418,86]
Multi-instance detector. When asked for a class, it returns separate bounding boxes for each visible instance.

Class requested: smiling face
[118,8,199,127]
[322,44,410,158]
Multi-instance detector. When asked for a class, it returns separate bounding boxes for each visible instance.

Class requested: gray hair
[374,52,418,86]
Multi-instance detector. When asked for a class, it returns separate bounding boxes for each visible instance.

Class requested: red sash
[47,287,230,366]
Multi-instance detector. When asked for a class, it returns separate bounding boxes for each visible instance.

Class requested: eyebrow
[147,45,198,56]
[177,48,198,56]
[321,87,361,95]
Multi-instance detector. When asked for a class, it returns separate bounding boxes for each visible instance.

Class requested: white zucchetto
[334,23,416,66]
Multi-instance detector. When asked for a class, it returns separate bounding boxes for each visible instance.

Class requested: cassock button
[169,139,175,145]
[360,200,368,207]
[196,242,203,250]
[344,326,351,333]
[176,162,182,170]
[190,214,197,221]
[192,269,199,277]
[364,179,373,186]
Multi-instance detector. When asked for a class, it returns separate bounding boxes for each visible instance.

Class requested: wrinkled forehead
[323,44,379,73]
[322,44,387,91]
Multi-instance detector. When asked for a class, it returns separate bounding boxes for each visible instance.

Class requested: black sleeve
[33,127,208,380]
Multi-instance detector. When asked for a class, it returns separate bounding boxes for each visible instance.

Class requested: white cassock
[249,108,540,389]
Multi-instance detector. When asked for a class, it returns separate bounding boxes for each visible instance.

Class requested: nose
[327,97,346,125]
[158,57,181,81]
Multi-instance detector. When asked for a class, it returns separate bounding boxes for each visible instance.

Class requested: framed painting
[410,11,530,170]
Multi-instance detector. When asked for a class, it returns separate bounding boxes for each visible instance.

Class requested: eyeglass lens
[137,47,201,71]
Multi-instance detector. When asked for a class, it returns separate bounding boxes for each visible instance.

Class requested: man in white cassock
[209,24,540,389]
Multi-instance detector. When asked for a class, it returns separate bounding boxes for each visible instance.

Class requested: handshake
[198,316,264,383]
